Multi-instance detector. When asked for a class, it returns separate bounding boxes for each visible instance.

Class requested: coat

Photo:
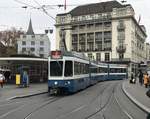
[0,74,5,83]
[144,75,149,85]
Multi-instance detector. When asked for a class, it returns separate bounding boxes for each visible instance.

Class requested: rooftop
[26,19,34,35]
[57,1,131,16]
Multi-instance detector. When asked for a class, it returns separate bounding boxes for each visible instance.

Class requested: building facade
[55,1,147,76]
[145,43,150,61]
[17,19,50,58]
[0,42,6,57]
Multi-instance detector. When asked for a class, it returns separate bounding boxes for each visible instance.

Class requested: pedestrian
[130,72,136,84]
[22,71,27,87]
[22,71,28,87]
[0,72,5,88]
[144,72,149,88]
[139,70,143,86]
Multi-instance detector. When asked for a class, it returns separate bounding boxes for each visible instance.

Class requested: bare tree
[0,27,25,56]
[0,27,24,47]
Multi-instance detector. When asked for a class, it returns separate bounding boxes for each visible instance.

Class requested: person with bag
[0,72,5,88]
[144,72,149,88]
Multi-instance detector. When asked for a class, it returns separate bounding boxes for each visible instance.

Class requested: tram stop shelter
[0,55,48,84]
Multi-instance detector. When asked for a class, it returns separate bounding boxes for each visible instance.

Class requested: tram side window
[101,67,107,73]
[110,68,115,73]
[124,68,127,73]
[74,62,79,75]
[65,61,73,77]
[50,61,63,76]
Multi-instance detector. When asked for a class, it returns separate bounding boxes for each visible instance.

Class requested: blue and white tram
[48,51,128,94]
[48,51,91,94]
[108,64,127,80]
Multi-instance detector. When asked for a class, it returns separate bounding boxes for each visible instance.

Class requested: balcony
[116,44,126,53]
[111,58,130,62]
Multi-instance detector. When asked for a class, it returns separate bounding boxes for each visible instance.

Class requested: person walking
[139,70,143,86]
[22,71,29,87]
[0,72,5,88]
[144,72,149,88]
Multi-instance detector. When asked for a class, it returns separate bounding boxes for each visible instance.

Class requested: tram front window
[50,61,63,76]
[65,61,73,77]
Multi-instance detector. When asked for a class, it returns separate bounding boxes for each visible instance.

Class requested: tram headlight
[67,81,71,84]
[65,81,71,85]
[54,81,58,85]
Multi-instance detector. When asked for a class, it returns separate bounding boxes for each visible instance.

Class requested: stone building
[145,43,150,61]
[55,1,147,75]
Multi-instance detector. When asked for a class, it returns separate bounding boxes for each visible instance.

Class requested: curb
[122,81,150,114]
[7,91,47,100]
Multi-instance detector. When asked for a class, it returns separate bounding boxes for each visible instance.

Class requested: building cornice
[112,16,147,37]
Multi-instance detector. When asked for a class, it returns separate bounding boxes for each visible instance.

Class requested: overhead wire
[32,0,56,21]
[13,0,56,22]
[14,0,37,9]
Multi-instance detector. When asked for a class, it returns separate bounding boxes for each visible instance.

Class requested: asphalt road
[0,80,149,119]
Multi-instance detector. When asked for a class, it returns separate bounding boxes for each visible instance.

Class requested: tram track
[85,81,133,119]
[24,96,63,119]
[84,82,117,119]
[23,81,133,119]
[0,94,63,119]
[54,82,110,119]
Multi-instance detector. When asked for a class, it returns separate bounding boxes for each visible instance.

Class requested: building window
[30,48,35,52]
[87,43,94,51]
[40,41,44,45]
[23,35,26,38]
[31,41,35,45]
[96,53,101,61]
[40,47,44,51]
[22,41,26,45]
[79,34,86,51]
[40,34,44,37]
[119,53,124,59]
[88,53,93,60]
[87,33,94,51]
[32,35,35,38]
[87,24,94,29]
[105,53,110,61]
[40,54,44,57]
[22,48,26,52]
[60,16,65,23]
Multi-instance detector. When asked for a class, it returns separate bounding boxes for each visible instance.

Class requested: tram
[48,51,128,94]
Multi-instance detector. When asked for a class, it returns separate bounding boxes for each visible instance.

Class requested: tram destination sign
[51,51,62,59]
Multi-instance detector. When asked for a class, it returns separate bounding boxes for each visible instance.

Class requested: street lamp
[59,29,67,51]
[59,27,72,52]
[45,28,53,55]
[45,29,53,34]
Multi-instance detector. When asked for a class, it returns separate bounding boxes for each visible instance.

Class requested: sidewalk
[122,80,150,113]
[0,83,47,101]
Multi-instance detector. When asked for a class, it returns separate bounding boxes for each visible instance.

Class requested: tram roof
[0,57,48,61]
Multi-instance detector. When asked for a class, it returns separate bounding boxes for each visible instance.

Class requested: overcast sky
[0,0,149,50]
